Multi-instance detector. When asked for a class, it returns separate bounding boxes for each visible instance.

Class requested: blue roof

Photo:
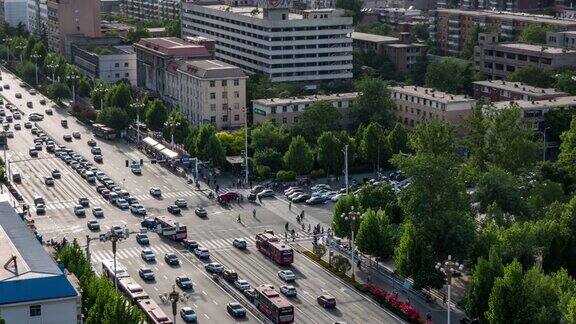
[0,199,79,305]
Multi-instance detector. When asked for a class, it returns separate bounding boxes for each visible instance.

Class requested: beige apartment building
[474,32,576,80]
[390,85,476,132]
[252,93,358,129]
[491,96,576,131]
[165,60,247,130]
[473,80,568,103]
[352,32,426,73]
[47,0,101,53]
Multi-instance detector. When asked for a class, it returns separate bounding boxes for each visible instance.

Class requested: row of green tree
[57,242,144,323]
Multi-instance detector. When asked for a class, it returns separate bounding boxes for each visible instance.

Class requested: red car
[217,191,240,203]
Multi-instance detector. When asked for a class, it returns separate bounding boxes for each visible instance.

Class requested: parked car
[130,204,146,215]
[234,279,251,291]
[317,295,336,308]
[257,189,275,198]
[223,269,238,282]
[292,193,311,203]
[306,196,326,205]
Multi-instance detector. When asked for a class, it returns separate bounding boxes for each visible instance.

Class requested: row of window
[482,62,516,72]
[209,91,241,100]
[210,103,241,111]
[392,91,448,110]
[209,79,240,87]
[114,62,130,68]
[394,105,440,119]
[482,49,553,65]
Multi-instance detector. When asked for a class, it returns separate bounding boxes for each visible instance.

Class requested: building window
[222,80,227,86]
[234,114,239,121]
[282,117,287,124]
[210,104,216,111]
[30,305,41,317]
[234,103,240,110]
[209,81,215,87]
[282,106,287,113]
[271,107,277,114]
[294,116,299,123]
[210,116,216,123]
[234,91,239,98]
[124,62,129,67]
[233,79,239,86]
[125,73,129,77]
[292,106,298,112]
[337,101,342,108]
[210,93,216,99]
[222,92,227,99]
[115,63,119,67]
[115,73,120,78]
[222,115,228,122]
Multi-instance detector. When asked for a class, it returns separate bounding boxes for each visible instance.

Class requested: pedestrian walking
[301,211,305,220]
[252,209,256,218]
[308,223,311,232]
[237,214,241,223]
[301,223,305,230]
[288,201,292,211]
[258,196,262,203]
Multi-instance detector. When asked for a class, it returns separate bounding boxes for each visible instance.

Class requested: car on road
[243,288,257,302]
[36,204,46,214]
[174,199,188,208]
[138,267,155,281]
[126,196,139,205]
[136,233,149,245]
[251,185,265,194]
[292,193,311,203]
[234,279,251,291]
[223,269,238,282]
[180,307,197,323]
[87,139,96,146]
[205,262,224,273]
[96,185,106,193]
[91,147,101,155]
[93,154,103,163]
[182,239,198,251]
[130,204,146,215]
[217,191,240,203]
[101,189,111,199]
[39,99,46,105]
[306,196,326,205]
[44,108,52,115]
[167,205,181,214]
[257,189,275,198]
[61,119,68,127]
[110,225,124,236]
[74,205,85,216]
[28,89,36,95]
[24,122,32,129]
[78,197,89,207]
[92,207,104,218]
[140,248,156,262]
[12,173,21,183]
[149,187,161,197]
[164,253,179,266]
[175,276,193,290]
[2,84,8,89]
[5,130,13,138]
[194,247,210,259]
[226,302,246,318]
[115,198,129,210]
[232,238,247,249]
[278,270,296,282]
[87,220,100,231]
[194,207,207,217]
[44,176,54,186]
[63,134,72,141]
[28,147,38,157]
[72,131,81,139]
[28,113,43,121]
[317,295,336,308]
[280,285,297,297]
[14,123,21,130]
[15,93,22,99]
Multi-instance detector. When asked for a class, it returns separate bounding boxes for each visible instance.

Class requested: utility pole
[436,255,464,324]
[343,144,349,194]
[168,285,180,324]
[244,107,249,184]
[131,101,144,144]
[67,73,79,103]
[31,53,40,85]
[341,206,361,280]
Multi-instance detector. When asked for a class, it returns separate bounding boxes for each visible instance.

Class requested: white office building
[27,0,47,35]
[181,0,353,83]
[1,0,28,29]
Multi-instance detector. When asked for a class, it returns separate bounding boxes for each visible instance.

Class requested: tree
[316,132,343,176]
[356,209,394,259]
[144,99,168,131]
[216,130,244,156]
[411,23,429,41]
[387,123,409,155]
[357,183,395,213]
[360,122,389,172]
[335,0,362,23]
[555,70,576,95]
[31,41,47,65]
[409,119,455,156]
[97,106,130,132]
[507,65,556,88]
[46,82,71,102]
[105,82,132,110]
[90,82,108,109]
[250,121,289,152]
[163,110,190,145]
[331,194,361,239]
[127,26,151,43]
[464,251,504,322]
[194,124,226,166]
[558,116,576,179]
[351,77,395,127]
[408,54,428,86]
[355,22,392,36]
[164,19,181,37]
[283,136,313,175]
[425,58,474,94]
[477,165,528,221]
[254,148,283,172]
[77,77,92,97]
[294,100,341,142]
[17,61,36,85]
[461,26,490,60]
[520,25,556,44]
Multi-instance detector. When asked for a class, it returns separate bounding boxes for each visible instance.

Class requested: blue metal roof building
[0,194,81,323]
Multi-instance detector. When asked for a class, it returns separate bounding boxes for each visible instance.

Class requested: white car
[194,247,210,259]
[331,193,345,202]
[73,205,85,216]
[180,307,197,323]
[234,279,251,291]
[278,270,296,282]
[130,204,146,215]
[204,262,224,273]
[311,184,331,191]
[280,285,297,297]
[141,248,156,262]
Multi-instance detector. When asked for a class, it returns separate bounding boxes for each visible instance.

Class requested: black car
[167,205,181,214]
[175,276,193,290]
[243,288,257,302]
[164,253,180,266]
[182,239,198,251]
[223,269,238,282]
[226,302,246,318]
[96,185,106,193]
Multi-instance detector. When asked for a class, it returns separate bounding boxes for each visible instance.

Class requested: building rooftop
[203,4,304,19]
[473,80,568,97]
[391,85,475,104]
[177,59,246,79]
[135,37,210,58]
[80,44,134,56]
[437,8,576,27]
[492,96,576,110]
[352,31,399,43]
[253,92,358,106]
[385,42,426,48]
[497,42,576,54]
[0,193,79,305]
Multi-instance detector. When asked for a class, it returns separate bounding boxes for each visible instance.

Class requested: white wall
[0,296,80,324]
[4,0,29,29]
[99,54,137,85]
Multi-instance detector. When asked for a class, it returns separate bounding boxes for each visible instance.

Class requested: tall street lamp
[165,120,180,147]
[67,73,80,103]
[243,107,249,184]
[15,44,25,63]
[436,255,464,324]
[47,63,58,82]
[341,206,362,280]
[343,144,349,194]
[30,52,41,85]
[93,87,106,110]
[3,37,10,61]
[131,101,144,144]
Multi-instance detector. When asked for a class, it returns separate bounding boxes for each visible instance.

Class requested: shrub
[330,255,351,273]
[276,170,296,181]
[310,169,326,179]
[313,244,327,258]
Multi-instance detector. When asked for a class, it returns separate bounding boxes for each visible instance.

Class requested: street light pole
[343,144,349,194]
[341,206,361,280]
[167,285,180,324]
[436,255,464,324]
[15,45,24,63]
[3,38,10,61]
[67,74,79,103]
[244,107,249,184]
[31,53,40,85]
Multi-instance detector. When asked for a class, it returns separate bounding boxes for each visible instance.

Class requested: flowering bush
[365,284,425,324]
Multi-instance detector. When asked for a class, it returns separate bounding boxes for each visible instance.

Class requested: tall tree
[250,121,289,152]
[351,77,395,127]
[283,135,314,175]
[127,26,151,43]
[97,106,130,132]
[356,209,394,259]
[254,148,283,172]
[387,123,409,155]
[464,251,504,322]
[555,70,576,95]
[507,65,555,88]
[360,122,389,172]
[294,100,342,142]
[425,58,474,94]
[163,110,190,145]
[144,99,168,131]
[331,194,362,239]
[164,19,181,37]
[105,82,132,110]
[477,165,528,221]
[317,131,343,176]
[519,25,556,44]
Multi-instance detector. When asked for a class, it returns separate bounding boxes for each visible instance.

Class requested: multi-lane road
[0,66,403,324]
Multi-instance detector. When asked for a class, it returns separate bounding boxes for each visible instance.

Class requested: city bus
[118,277,149,302]
[101,259,130,281]
[154,216,187,241]
[136,298,172,324]
[254,284,295,323]
[92,123,117,140]
[255,230,294,265]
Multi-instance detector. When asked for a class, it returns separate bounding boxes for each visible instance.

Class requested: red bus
[101,259,130,281]
[118,277,149,301]
[255,230,293,265]
[254,284,295,323]
[154,216,187,241]
[136,298,172,324]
